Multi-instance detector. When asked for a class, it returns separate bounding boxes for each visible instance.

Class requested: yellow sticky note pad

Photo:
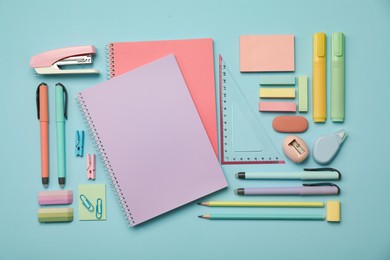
[78,184,106,221]
[259,88,296,98]
[326,201,340,222]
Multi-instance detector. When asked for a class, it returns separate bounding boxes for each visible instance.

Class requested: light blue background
[1,0,389,259]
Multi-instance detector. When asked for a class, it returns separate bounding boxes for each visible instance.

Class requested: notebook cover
[77,54,227,226]
[107,38,218,157]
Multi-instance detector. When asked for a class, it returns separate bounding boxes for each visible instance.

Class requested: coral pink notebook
[107,38,218,156]
[77,55,227,226]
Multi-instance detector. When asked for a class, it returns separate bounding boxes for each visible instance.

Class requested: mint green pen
[331,32,345,122]
[55,83,67,188]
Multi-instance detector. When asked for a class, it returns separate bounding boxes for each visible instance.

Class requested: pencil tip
[197,202,202,205]
[198,215,204,218]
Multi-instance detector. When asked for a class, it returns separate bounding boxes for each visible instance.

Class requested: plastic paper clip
[80,194,94,212]
[87,154,96,180]
[75,130,85,157]
[96,198,103,219]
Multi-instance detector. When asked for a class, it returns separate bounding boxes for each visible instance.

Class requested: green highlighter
[331,32,345,122]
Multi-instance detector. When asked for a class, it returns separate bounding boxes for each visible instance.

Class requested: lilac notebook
[77,54,227,226]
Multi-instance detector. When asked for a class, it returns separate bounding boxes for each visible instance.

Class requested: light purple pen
[235,183,340,196]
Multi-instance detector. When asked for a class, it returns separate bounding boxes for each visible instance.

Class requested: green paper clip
[80,194,94,212]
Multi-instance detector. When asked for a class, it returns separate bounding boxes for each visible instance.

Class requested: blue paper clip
[96,198,103,219]
[79,194,94,212]
[75,130,85,157]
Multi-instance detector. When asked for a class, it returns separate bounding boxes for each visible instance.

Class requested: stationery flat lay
[28,32,346,226]
[5,1,390,259]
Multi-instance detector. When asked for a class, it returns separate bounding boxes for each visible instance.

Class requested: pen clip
[304,168,341,179]
[303,183,340,194]
[303,183,338,187]
[333,32,344,57]
[55,82,68,119]
[304,167,339,173]
[314,33,326,57]
[36,82,47,119]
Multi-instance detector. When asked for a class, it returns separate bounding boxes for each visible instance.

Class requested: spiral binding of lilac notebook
[77,54,227,226]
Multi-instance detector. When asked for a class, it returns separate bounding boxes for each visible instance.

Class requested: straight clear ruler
[219,55,285,164]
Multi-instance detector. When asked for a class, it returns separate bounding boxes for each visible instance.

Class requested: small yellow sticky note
[78,184,106,221]
[326,201,341,222]
[298,76,308,112]
[259,88,296,98]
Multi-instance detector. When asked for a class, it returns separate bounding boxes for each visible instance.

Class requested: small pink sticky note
[259,102,296,112]
[240,35,295,72]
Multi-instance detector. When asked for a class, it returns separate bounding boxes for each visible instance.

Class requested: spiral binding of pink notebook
[77,55,227,226]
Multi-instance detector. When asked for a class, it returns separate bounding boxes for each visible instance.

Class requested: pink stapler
[30,45,99,74]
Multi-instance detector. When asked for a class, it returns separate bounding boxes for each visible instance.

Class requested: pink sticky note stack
[240,35,295,72]
[259,102,296,112]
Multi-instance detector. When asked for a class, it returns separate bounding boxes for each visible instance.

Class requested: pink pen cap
[38,190,73,205]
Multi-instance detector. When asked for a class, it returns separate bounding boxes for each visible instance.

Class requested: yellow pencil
[198,201,324,207]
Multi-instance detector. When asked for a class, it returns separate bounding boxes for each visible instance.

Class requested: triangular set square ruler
[219,55,285,164]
